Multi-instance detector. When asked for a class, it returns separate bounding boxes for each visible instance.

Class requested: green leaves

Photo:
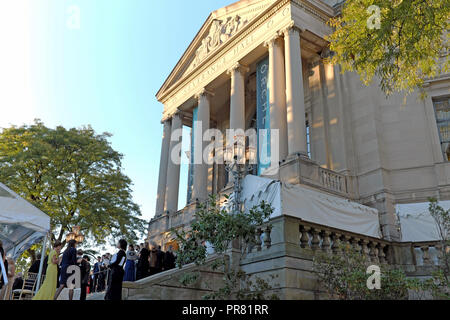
[328,0,449,95]
[313,244,411,300]
[172,195,276,300]
[0,120,146,246]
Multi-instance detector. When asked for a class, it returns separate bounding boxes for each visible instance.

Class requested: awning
[0,182,51,259]
[241,175,382,239]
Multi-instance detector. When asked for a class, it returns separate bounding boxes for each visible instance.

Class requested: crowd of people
[0,238,177,301]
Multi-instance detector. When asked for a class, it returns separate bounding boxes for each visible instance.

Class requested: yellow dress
[32,250,58,300]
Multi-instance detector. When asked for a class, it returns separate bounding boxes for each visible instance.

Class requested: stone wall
[122,256,226,300]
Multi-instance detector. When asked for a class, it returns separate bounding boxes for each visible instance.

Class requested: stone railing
[242,215,447,273]
[277,156,357,199]
[246,224,273,253]
[296,220,389,264]
[319,167,348,195]
[411,241,446,267]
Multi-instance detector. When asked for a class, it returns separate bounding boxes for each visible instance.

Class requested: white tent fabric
[241,175,382,239]
[396,202,447,242]
[0,182,50,259]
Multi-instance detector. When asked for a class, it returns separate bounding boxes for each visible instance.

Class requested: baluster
[350,237,361,253]
[368,242,378,264]
[331,232,342,254]
[310,228,321,251]
[421,246,432,266]
[342,235,351,251]
[378,243,387,264]
[263,225,272,249]
[299,225,310,249]
[255,228,263,252]
[435,244,443,266]
[321,231,332,253]
[361,239,370,259]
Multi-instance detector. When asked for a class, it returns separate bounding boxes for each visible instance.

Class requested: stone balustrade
[297,221,389,264]
[277,156,357,199]
[243,215,447,273]
[412,241,446,267]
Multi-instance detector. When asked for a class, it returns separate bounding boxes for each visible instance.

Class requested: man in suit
[92,256,101,292]
[78,253,91,301]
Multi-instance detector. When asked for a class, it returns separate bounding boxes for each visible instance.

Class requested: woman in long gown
[136,242,150,280]
[54,240,79,300]
[33,242,62,300]
[123,245,137,282]
[105,239,127,300]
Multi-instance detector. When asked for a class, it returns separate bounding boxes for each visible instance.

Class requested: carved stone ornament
[189,15,248,72]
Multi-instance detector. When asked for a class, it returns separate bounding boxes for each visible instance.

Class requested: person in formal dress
[123,245,137,282]
[149,244,159,276]
[28,253,48,275]
[12,272,23,291]
[54,240,80,300]
[163,245,176,271]
[92,256,101,292]
[97,255,107,292]
[33,241,62,300]
[156,245,165,274]
[78,251,91,301]
[136,242,150,280]
[105,239,127,300]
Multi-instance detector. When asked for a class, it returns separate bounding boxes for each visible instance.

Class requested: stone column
[227,63,248,183]
[155,120,172,216]
[283,25,307,157]
[192,89,212,202]
[228,63,248,133]
[265,35,288,162]
[164,113,183,214]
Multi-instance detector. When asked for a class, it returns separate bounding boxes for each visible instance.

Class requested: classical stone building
[138,0,449,299]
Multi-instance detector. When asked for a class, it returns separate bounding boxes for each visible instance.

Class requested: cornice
[157,0,335,116]
[158,0,291,105]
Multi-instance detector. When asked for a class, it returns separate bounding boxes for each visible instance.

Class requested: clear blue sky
[0,0,234,229]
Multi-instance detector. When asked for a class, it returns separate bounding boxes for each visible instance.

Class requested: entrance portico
[154,0,330,218]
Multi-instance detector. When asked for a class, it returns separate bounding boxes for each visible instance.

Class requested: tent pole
[35,233,49,292]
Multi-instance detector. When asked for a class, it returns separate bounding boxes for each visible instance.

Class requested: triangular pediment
[157,0,277,101]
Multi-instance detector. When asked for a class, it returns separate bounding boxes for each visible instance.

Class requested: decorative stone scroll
[189,15,249,72]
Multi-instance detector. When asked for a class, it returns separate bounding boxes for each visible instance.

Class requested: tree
[424,199,449,299]
[327,0,449,95]
[313,244,416,300]
[0,120,146,253]
[173,195,278,300]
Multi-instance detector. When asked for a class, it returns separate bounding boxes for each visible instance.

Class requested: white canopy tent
[240,175,382,239]
[0,182,51,291]
[0,182,50,259]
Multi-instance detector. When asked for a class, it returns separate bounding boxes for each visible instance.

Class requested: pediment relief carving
[188,15,249,73]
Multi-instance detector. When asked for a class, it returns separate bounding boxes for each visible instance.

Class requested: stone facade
[143,0,449,300]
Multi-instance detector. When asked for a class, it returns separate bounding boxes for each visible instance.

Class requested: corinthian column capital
[194,88,215,100]
[281,21,303,37]
[263,33,281,49]
[226,62,249,76]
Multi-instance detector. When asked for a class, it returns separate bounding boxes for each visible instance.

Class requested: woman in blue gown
[123,245,137,282]
[54,239,79,300]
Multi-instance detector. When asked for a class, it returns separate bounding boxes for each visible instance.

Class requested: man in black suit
[105,239,127,300]
[78,251,91,300]
[28,254,48,275]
